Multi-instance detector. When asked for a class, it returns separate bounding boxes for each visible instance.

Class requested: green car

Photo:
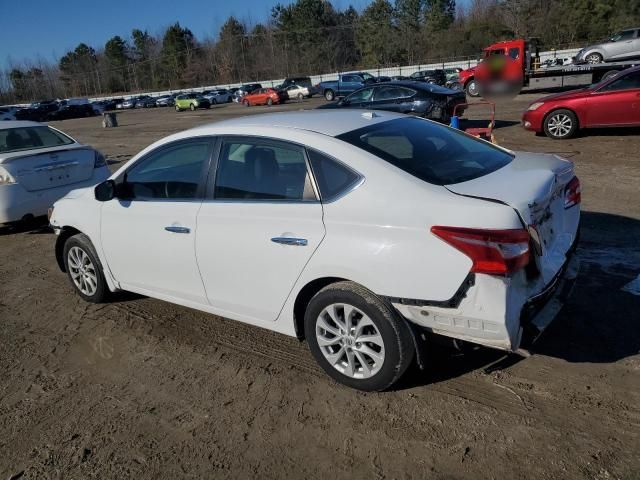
[174,93,211,111]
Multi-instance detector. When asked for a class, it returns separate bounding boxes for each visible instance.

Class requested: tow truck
[459,38,639,97]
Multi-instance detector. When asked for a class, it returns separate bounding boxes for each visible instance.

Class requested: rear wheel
[585,52,603,64]
[324,89,335,101]
[244,100,250,107]
[304,281,415,391]
[175,105,181,112]
[190,103,196,111]
[212,99,217,105]
[63,234,109,303]
[267,98,273,106]
[544,109,578,139]
[297,93,304,102]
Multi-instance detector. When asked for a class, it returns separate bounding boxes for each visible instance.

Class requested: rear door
[343,87,374,109]
[100,138,214,304]
[586,70,640,126]
[195,137,325,322]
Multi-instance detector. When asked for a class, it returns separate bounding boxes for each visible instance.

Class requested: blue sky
[1,0,370,67]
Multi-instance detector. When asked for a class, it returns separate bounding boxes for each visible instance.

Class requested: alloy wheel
[67,246,98,296]
[547,113,573,137]
[315,303,385,379]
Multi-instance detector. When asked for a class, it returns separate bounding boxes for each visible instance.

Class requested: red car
[242,88,281,107]
[522,65,640,139]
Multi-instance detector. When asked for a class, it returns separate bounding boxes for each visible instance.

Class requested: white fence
[87,47,580,102]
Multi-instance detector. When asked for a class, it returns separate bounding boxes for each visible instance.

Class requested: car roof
[187,109,405,137]
[369,80,456,94]
[0,120,43,129]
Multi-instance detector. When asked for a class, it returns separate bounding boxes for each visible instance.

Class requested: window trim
[115,136,216,202]
[205,135,321,204]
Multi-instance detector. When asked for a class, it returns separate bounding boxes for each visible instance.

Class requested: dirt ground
[1,96,639,480]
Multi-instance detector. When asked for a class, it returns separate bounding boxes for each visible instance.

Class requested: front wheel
[244,100,250,107]
[544,109,578,139]
[175,105,180,112]
[304,281,415,391]
[585,52,603,64]
[465,79,479,97]
[267,98,273,106]
[324,89,335,101]
[297,93,303,102]
[190,103,196,111]
[63,234,109,303]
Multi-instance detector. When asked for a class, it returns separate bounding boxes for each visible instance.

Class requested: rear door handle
[165,226,191,234]
[271,237,308,246]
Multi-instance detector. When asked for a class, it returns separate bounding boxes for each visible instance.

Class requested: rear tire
[244,100,250,107]
[304,281,415,391]
[212,99,217,105]
[297,93,303,102]
[175,105,180,112]
[190,103,196,111]
[63,234,109,303]
[267,98,273,106]
[324,89,335,101]
[543,109,579,139]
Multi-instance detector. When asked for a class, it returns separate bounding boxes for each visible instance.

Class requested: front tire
[63,234,109,303]
[244,100,250,107]
[324,89,335,101]
[304,281,415,391]
[175,105,181,112]
[544,109,578,139]
[190,103,196,111]
[465,79,479,97]
[585,52,603,64]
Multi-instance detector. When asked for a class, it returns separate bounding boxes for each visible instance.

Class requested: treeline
[1,0,639,103]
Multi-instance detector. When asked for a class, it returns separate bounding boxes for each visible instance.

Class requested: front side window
[508,48,520,59]
[124,140,211,200]
[600,71,640,92]
[346,87,374,103]
[0,126,74,153]
[337,117,513,185]
[214,140,315,201]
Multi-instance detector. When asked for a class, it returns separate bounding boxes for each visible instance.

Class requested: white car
[0,121,110,224]
[49,110,580,391]
[282,84,310,101]
[203,89,232,104]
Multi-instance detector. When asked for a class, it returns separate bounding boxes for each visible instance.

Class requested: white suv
[49,111,580,391]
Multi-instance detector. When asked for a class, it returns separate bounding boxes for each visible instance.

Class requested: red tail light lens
[564,176,581,209]
[431,226,531,276]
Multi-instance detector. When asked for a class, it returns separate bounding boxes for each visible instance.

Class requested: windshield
[336,117,514,185]
[0,126,75,153]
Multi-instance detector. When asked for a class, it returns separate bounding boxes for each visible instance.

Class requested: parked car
[121,97,138,109]
[15,100,60,122]
[522,65,640,139]
[409,69,447,85]
[174,93,211,111]
[0,121,109,224]
[50,110,580,391]
[279,76,317,96]
[48,101,95,121]
[317,72,378,101]
[575,27,640,64]
[444,67,463,82]
[317,81,466,122]
[202,89,232,104]
[236,83,262,97]
[242,88,281,106]
[134,96,155,108]
[281,84,310,101]
[156,95,176,107]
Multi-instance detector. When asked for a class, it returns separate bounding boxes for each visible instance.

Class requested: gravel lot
[1,97,639,479]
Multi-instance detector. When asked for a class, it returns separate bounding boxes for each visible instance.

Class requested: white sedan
[49,110,580,391]
[0,121,110,224]
[282,84,310,101]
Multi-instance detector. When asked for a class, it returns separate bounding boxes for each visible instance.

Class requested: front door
[196,137,325,322]
[100,138,214,304]
[586,70,640,126]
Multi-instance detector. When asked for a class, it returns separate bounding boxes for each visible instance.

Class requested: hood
[531,87,591,104]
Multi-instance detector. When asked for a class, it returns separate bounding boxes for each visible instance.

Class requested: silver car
[576,27,640,64]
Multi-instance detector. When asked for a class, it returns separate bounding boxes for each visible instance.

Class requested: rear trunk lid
[1,145,96,192]
[445,151,580,283]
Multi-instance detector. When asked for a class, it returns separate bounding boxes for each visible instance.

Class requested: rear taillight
[431,226,531,276]
[564,176,581,209]
[94,150,106,168]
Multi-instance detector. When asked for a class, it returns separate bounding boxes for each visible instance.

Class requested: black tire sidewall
[63,234,108,303]
[544,109,578,139]
[304,283,414,391]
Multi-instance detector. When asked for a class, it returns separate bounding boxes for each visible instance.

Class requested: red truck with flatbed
[459,39,639,97]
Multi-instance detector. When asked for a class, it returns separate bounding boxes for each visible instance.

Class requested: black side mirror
[95,179,115,201]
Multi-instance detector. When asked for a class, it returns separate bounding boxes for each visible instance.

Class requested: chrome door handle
[165,226,190,234]
[271,237,308,246]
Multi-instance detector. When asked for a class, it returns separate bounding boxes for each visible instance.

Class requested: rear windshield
[336,117,513,185]
[0,126,75,153]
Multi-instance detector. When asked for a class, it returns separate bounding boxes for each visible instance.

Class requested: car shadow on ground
[576,126,640,138]
[459,119,520,130]
[397,210,640,390]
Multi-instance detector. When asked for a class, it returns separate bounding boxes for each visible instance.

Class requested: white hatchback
[50,111,580,391]
[0,121,110,224]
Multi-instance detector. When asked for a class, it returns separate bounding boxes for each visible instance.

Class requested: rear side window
[336,117,513,185]
[307,149,361,201]
[0,126,74,153]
